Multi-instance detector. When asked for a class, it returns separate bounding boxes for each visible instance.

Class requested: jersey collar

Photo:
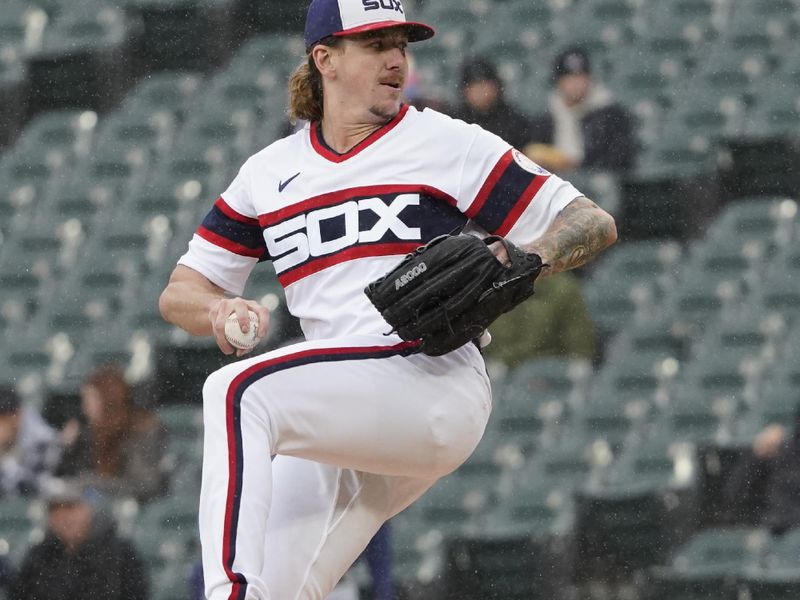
[310,104,409,163]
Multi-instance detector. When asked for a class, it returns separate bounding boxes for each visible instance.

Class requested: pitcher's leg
[200,367,274,600]
[198,336,491,600]
[261,456,438,600]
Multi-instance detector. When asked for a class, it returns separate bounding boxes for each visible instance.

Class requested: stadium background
[1,0,799,598]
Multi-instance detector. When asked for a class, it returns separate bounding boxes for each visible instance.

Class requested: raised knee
[425,404,485,478]
[202,363,242,409]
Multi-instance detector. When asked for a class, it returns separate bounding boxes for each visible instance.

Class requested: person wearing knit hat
[527,46,637,173]
[452,56,537,151]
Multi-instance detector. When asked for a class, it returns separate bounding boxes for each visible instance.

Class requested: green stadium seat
[522,437,603,494]
[638,122,715,175]
[75,144,150,197]
[584,278,643,338]
[15,109,97,157]
[416,469,498,530]
[178,105,258,165]
[746,84,800,137]
[229,33,305,76]
[572,394,643,452]
[505,0,556,24]
[574,437,697,578]
[670,84,746,138]
[3,335,55,382]
[670,272,740,328]
[154,139,228,194]
[658,389,728,443]
[506,357,586,400]
[126,0,236,73]
[647,527,769,600]
[594,238,682,293]
[0,145,70,203]
[618,316,689,359]
[484,479,571,538]
[681,242,759,290]
[639,23,706,65]
[740,528,800,599]
[684,345,761,398]
[26,5,131,114]
[647,0,716,30]
[594,348,674,404]
[38,180,113,228]
[723,14,786,54]
[121,71,202,118]
[96,107,178,155]
[772,357,800,393]
[0,2,46,49]
[492,385,565,451]
[548,18,620,68]
[0,496,35,566]
[698,48,768,95]
[707,197,785,243]
[751,384,800,426]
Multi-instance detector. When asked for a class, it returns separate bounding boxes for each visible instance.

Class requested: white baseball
[224,311,261,350]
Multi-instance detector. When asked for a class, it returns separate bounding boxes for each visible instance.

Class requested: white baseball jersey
[179,105,582,341]
[180,106,584,600]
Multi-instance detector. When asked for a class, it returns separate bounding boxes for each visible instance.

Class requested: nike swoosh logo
[278,172,301,192]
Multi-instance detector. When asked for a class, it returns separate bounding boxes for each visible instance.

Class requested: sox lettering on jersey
[266,194,421,273]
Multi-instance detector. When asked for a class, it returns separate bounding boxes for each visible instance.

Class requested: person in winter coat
[8,480,148,600]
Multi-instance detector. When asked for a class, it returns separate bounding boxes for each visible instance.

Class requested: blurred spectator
[527,47,636,173]
[484,272,596,369]
[451,57,537,150]
[0,386,61,497]
[724,405,800,534]
[56,365,168,503]
[8,480,148,600]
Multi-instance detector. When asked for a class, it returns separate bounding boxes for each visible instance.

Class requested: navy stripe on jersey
[221,341,420,599]
[262,186,467,286]
[197,198,269,261]
[469,152,549,235]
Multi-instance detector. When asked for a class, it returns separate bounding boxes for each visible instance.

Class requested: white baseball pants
[198,334,492,600]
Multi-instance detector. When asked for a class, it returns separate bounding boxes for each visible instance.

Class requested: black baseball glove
[365,234,545,356]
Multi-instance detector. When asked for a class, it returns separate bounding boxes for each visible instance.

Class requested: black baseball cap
[304,0,435,50]
[553,47,592,79]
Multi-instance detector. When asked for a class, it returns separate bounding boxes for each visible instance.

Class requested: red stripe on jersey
[494,175,550,237]
[466,149,514,219]
[278,242,419,286]
[215,197,260,226]
[197,226,264,258]
[310,104,409,163]
[259,184,457,226]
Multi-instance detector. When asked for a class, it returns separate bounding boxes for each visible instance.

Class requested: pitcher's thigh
[262,456,438,600]
[249,344,491,480]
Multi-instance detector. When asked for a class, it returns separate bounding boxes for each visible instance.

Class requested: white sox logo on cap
[304,0,434,49]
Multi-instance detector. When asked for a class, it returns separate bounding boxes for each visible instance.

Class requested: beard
[368,99,401,122]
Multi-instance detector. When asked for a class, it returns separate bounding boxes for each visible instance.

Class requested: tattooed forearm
[526,197,617,276]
